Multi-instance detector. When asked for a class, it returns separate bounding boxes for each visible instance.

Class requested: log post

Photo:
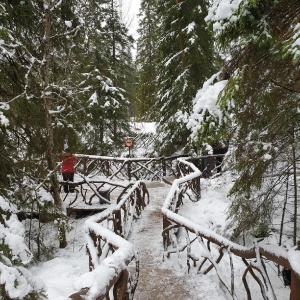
[105,160,110,177]
[162,158,166,177]
[163,216,171,252]
[290,271,300,300]
[127,161,131,181]
[83,157,87,176]
[291,241,300,300]
[88,230,101,272]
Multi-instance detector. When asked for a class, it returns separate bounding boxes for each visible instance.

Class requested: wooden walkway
[128,182,225,300]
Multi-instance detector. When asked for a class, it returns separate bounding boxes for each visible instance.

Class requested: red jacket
[60,153,78,173]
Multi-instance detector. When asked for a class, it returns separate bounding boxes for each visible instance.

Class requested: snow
[205,0,243,32]
[187,72,228,142]
[131,121,156,134]
[0,110,10,126]
[0,264,45,299]
[288,247,300,276]
[0,129,297,299]
[64,21,72,28]
[1,170,286,299]
[1,0,299,297]
[88,92,98,106]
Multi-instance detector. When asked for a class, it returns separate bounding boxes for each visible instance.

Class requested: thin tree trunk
[292,134,298,246]
[175,0,184,65]
[43,0,67,248]
[279,172,289,246]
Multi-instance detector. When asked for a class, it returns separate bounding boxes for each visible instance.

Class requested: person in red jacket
[60,148,78,193]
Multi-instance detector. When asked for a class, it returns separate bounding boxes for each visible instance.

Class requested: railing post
[163,216,171,252]
[176,161,180,178]
[83,157,87,176]
[113,270,129,300]
[105,160,110,177]
[207,156,213,178]
[88,230,100,271]
[193,176,201,199]
[291,271,300,300]
[291,242,300,300]
[162,158,166,177]
[127,161,131,181]
[114,211,122,236]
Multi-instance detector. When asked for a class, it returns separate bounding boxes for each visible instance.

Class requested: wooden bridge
[54,154,299,300]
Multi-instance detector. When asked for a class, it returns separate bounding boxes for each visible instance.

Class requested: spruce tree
[209,0,300,242]
[135,0,158,121]
[0,0,88,250]
[78,0,134,155]
[154,0,217,156]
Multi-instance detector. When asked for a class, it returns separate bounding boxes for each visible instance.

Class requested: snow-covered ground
[15,124,290,300]
[28,174,291,299]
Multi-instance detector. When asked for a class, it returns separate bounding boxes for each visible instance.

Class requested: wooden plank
[66,207,107,217]
[162,176,176,185]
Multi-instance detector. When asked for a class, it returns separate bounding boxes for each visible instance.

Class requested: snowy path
[128,182,227,300]
[30,181,228,299]
[30,178,290,299]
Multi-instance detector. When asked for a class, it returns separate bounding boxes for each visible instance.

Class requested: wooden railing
[73,153,225,182]
[74,154,187,181]
[69,180,149,299]
[65,154,224,299]
[59,176,135,211]
[162,158,300,300]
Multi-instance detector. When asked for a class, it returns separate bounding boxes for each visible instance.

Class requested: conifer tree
[154,0,217,156]
[78,0,134,155]
[0,0,87,250]
[135,0,158,121]
[208,0,300,242]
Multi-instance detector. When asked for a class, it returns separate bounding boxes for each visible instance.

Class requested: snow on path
[29,181,227,300]
[128,181,228,300]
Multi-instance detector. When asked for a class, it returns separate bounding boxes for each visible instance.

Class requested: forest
[0,0,299,298]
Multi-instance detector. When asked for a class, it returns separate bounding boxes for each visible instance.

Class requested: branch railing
[74,154,184,181]
[70,180,149,300]
[59,177,131,208]
[73,153,225,182]
[162,158,300,300]
[61,154,224,299]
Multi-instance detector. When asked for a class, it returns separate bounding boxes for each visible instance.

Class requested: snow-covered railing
[73,153,225,182]
[59,177,132,208]
[69,180,149,300]
[75,154,184,181]
[162,159,300,300]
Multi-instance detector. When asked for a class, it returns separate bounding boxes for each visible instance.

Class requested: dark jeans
[62,173,75,193]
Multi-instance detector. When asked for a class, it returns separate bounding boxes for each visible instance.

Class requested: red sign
[124,137,134,148]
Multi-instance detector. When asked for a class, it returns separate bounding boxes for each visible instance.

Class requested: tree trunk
[43,0,67,248]
[292,133,298,246]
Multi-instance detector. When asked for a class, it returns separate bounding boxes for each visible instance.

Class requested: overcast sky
[122,0,140,39]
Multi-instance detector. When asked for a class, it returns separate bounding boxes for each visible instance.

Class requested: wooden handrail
[71,153,224,182]
[162,159,300,299]
[69,180,148,299]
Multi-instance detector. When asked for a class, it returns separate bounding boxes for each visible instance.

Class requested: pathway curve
[128,182,225,300]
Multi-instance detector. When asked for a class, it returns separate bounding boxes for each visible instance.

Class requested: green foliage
[0,197,47,299]
[252,223,271,238]
[76,0,134,155]
[214,0,300,240]
[135,0,159,121]
[153,0,218,155]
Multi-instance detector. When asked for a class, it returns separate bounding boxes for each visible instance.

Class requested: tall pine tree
[135,0,158,121]
[78,0,134,155]
[207,0,300,242]
[154,0,217,156]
